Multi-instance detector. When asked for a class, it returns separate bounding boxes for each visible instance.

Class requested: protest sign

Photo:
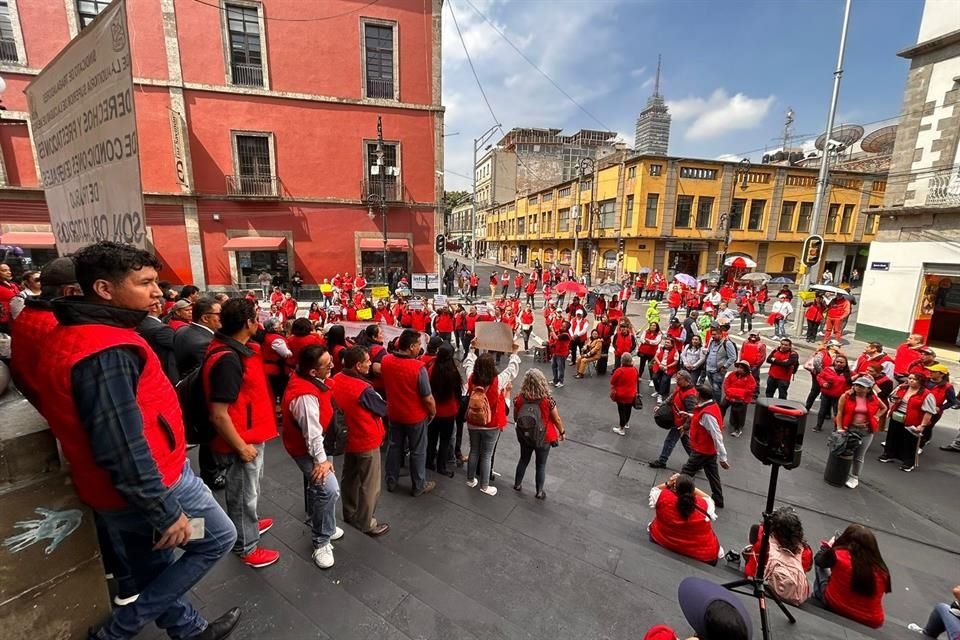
[356,308,373,320]
[407,299,424,311]
[412,274,427,289]
[433,294,447,308]
[25,0,146,255]
[475,322,516,353]
[371,286,390,300]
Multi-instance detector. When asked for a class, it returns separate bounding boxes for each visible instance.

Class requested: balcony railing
[365,77,395,99]
[927,167,960,206]
[0,38,17,63]
[363,176,401,202]
[231,62,265,87]
[226,175,278,197]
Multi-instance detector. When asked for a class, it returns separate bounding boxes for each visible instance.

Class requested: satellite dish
[814,124,864,151]
[861,125,898,154]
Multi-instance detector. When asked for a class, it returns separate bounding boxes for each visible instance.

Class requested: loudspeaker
[750,398,807,469]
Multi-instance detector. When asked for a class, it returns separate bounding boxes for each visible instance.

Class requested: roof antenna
[654,54,662,97]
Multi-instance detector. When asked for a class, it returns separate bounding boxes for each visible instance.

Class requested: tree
[443,190,471,210]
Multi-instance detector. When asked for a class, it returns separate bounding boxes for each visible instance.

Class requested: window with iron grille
[779,201,796,232]
[826,203,840,233]
[580,180,592,192]
[649,164,662,177]
[367,142,399,200]
[796,202,813,232]
[235,134,273,194]
[675,196,694,228]
[558,208,570,231]
[624,195,634,228]
[598,200,616,229]
[679,167,717,180]
[627,166,637,179]
[542,192,553,201]
[364,22,395,99]
[558,186,571,198]
[77,0,110,29]
[728,198,746,230]
[840,204,855,234]
[695,196,714,229]
[645,193,659,227]
[747,199,765,230]
[0,1,17,62]
[226,4,264,87]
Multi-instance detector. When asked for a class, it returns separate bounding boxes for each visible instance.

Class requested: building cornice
[898,28,960,59]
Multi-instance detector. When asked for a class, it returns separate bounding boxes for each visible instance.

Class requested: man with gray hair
[648,370,697,469]
[704,324,737,400]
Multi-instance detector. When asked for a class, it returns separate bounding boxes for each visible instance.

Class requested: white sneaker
[651,391,659,397]
[624,424,630,430]
[907,623,925,634]
[845,476,859,489]
[313,543,335,569]
[330,526,345,541]
[113,593,140,606]
[556,382,564,388]
[648,380,655,388]
[655,394,663,404]
[612,427,626,436]
[491,470,502,478]
[466,479,478,488]
[479,485,498,496]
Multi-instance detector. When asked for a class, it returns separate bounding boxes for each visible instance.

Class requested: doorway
[669,251,700,277]
[237,250,288,289]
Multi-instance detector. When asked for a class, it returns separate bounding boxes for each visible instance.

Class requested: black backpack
[175,346,233,445]
[324,400,349,457]
[515,397,547,449]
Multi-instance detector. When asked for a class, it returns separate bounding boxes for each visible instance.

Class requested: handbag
[633,374,644,410]
[654,399,675,430]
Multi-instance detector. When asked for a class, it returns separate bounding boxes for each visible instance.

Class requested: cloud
[641,76,656,89]
[630,66,647,78]
[668,89,776,141]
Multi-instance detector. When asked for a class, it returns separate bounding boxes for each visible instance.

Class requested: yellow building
[485,155,886,282]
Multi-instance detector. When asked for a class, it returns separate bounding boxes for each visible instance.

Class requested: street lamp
[576,157,596,283]
[719,158,751,278]
[369,116,392,284]
[470,123,502,272]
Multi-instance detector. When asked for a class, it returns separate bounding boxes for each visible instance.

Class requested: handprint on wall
[3,507,83,555]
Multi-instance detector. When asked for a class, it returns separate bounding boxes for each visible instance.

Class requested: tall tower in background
[634,55,671,155]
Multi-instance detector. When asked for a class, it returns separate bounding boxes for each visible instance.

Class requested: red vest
[43,323,186,510]
[613,332,635,356]
[610,365,639,404]
[262,332,287,376]
[649,489,720,564]
[285,333,324,367]
[839,392,883,432]
[467,376,506,429]
[767,349,795,381]
[689,401,723,456]
[10,303,58,407]
[203,339,278,454]
[823,548,888,628]
[435,313,454,333]
[381,353,430,424]
[723,372,756,403]
[331,371,385,453]
[652,346,679,376]
[671,386,698,427]
[281,373,333,458]
[890,387,931,427]
[741,340,765,367]
[894,343,921,376]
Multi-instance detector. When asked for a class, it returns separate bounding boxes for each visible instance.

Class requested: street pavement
[140,261,960,640]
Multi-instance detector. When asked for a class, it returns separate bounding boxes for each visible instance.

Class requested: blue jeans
[293,456,341,548]
[385,419,428,494]
[922,603,960,639]
[551,355,567,384]
[93,462,237,640]
[467,428,500,489]
[213,443,264,556]
[656,427,691,465]
[774,318,786,336]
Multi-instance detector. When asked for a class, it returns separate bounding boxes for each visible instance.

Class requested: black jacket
[136,315,179,383]
[173,323,215,378]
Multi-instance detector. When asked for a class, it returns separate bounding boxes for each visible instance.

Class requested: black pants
[451,396,467,462]
[596,347,609,375]
[570,339,585,364]
[653,370,672,397]
[805,373,821,410]
[454,330,465,352]
[438,332,452,344]
[526,294,536,307]
[816,395,839,430]
[681,451,724,506]
[805,319,820,342]
[617,402,633,427]
[882,418,921,463]
[637,354,654,379]
[724,400,747,433]
[469,285,478,297]
[426,415,455,474]
[740,312,752,332]
[522,328,533,350]
[765,376,789,399]
[515,444,550,493]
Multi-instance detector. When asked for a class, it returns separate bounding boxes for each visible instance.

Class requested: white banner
[25,0,146,255]
[169,109,190,189]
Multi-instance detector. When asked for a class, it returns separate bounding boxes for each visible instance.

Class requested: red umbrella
[724,256,757,269]
[557,280,588,297]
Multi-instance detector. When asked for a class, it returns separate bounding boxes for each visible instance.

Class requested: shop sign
[870,261,890,271]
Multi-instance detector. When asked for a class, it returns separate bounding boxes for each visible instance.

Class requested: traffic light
[801,234,824,267]
[618,238,626,252]
[435,234,446,255]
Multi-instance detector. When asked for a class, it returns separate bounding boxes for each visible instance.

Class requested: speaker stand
[722,463,796,640]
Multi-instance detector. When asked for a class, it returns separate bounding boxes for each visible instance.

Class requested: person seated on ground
[814,523,891,628]
[740,507,812,606]
[908,584,960,638]
[574,329,604,378]
[643,576,752,640]
[648,473,722,565]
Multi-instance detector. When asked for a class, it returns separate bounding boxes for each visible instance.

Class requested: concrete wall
[918,0,960,43]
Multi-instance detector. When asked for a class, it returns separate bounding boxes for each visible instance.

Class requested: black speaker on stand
[723,398,808,640]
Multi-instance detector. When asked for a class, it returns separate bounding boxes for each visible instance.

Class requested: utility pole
[578,157,595,283]
[470,124,502,273]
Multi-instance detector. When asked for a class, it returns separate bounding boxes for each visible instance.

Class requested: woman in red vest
[285,318,325,369]
[325,325,350,375]
[425,344,461,478]
[814,523,891,628]
[638,321,662,384]
[519,304,535,351]
[836,377,887,488]
[512,368,565,499]
[814,354,852,431]
[308,302,325,325]
[803,294,826,343]
[648,473,722,565]
[879,372,936,471]
[610,352,639,436]
[651,335,679,404]
[281,292,298,320]
[721,361,757,438]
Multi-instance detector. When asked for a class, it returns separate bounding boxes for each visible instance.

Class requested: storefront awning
[359,238,410,250]
[0,231,57,248]
[222,236,286,250]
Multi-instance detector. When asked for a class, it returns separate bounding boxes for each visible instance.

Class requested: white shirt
[570,317,590,339]
[271,337,293,358]
[290,395,327,464]
[772,300,793,317]
[461,352,521,396]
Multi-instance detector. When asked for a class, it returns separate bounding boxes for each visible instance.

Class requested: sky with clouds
[440,0,925,191]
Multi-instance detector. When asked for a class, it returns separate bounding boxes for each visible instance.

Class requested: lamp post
[471,123,502,272]
[367,116,390,284]
[577,157,596,282]
[719,158,751,279]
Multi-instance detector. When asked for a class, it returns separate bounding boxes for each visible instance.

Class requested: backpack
[764,539,812,606]
[515,398,547,448]
[175,346,233,444]
[466,385,492,425]
[323,400,349,457]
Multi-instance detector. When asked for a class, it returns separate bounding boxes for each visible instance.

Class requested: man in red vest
[649,371,697,468]
[0,262,20,332]
[281,345,344,569]
[333,346,391,536]
[680,385,731,508]
[381,329,437,496]
[42,242,240,640]
[206,298,281,569]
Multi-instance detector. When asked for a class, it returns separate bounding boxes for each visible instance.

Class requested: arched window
[543,248,555,262]
[602,250,618,270]
[559,249,572,264]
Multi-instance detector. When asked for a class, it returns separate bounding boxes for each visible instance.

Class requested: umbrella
[770,277,794,284]
[674,273,697,288]
[724,255,758,268]
[557,280,588,297]
[741,272,771,283]
[698,270,721,282]
[593,282,622,296]
[810,284,848,296]
[638,267,652,274]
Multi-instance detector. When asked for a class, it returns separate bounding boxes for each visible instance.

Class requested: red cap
[644,625,679,640]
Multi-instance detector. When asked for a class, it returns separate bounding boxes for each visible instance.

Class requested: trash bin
[824,449,854,486]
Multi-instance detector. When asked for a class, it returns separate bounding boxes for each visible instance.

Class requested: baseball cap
[40,257,78,288]
[826,339,843,348]
[852,376,874,388]
[670,317,680,323]
[926,363,949,374]
[643,625,679,640]
[735,359,751,369]
[173,299,192,310]
[678,577,752,640]
[576,309,584,315]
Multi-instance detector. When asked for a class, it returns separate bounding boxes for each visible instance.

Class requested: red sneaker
[258,518,274,535]
[241,547,280,569]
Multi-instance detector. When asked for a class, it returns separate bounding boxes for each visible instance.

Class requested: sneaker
[731,429,742,438]
[312,543,335,569]
[908,623,925,634]
[258,518,274,535]
[940,444,960,452]
[612,427,626,436]
[412,480,437,497]
[479,485,498,496]
[466,479,478,488]
[655,394,663,404]
[877,455,896,463]
[624,424,630,430]
[648,380,655,388]
[330,526,345,542]
[651,391,659,397]
[648,460,666,469]
[900,464,916,472]
[556,382,564,388]
[241,547,280,569]
[113,593,140,607]
[844,476,859,489]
